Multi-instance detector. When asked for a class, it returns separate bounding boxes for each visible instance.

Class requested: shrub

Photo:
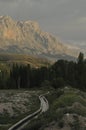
[58,120,64,128]
[52,77,65,89]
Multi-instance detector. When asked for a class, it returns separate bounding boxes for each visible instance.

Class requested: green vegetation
[22,89,64,130]
[0,52,86,129]
[23,87,86,130]
[0,52,86,91]
[54,92,86,108]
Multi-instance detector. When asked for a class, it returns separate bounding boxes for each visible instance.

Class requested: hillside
[0,16,79,61]
[0,53,51,68]
[24,87,86,130]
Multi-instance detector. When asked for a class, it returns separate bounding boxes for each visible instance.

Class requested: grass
[53,93,86,108]
[0,125,10,130]
[23,87,86,130]
[0,87,86,130]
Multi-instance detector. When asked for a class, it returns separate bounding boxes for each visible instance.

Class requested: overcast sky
[0,0,86,46]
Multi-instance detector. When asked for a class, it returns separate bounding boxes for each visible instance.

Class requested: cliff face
[0,16,79,60]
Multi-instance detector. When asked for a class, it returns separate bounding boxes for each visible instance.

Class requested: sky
[0,0,86,46]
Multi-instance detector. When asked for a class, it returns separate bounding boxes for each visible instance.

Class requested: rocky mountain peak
[0,16,79,60]
[0,15,15,26]
[24,20,40,30]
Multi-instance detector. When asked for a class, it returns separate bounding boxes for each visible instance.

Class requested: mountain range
[0,16,80,61]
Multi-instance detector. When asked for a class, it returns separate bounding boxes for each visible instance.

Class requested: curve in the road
[8,95,49,130]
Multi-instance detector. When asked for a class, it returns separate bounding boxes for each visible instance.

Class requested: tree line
[0,52,86,91]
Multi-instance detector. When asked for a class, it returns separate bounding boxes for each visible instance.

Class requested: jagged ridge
[0,16,79,60]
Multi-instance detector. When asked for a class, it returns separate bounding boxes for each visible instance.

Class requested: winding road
[8,94,49,130]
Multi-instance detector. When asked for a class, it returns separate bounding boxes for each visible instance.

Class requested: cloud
[0,0,86,45]
[77,17,86,24]
[0,0,18,2]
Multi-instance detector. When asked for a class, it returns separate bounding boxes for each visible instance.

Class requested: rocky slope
[0,16,79,60]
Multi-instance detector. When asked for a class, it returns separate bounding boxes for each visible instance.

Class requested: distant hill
[0,16,80,61]
[0,53,51,68]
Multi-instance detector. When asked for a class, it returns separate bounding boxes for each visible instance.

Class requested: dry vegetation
[0,53,51,68]
[0,89,42,130]
[24,87,86,130]
[43,87,86,130]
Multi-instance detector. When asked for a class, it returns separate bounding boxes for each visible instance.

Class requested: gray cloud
[0,0,18,2]
[0,0,86,46]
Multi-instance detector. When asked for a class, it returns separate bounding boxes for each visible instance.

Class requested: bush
[58,120,64,128]
[52,77,65,89]
[22,119,43,130]
[40,80,53,90]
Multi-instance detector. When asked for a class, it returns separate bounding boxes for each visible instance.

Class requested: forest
[0,52,86,91]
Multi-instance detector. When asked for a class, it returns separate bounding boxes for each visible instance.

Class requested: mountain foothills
[0,16,80,61]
